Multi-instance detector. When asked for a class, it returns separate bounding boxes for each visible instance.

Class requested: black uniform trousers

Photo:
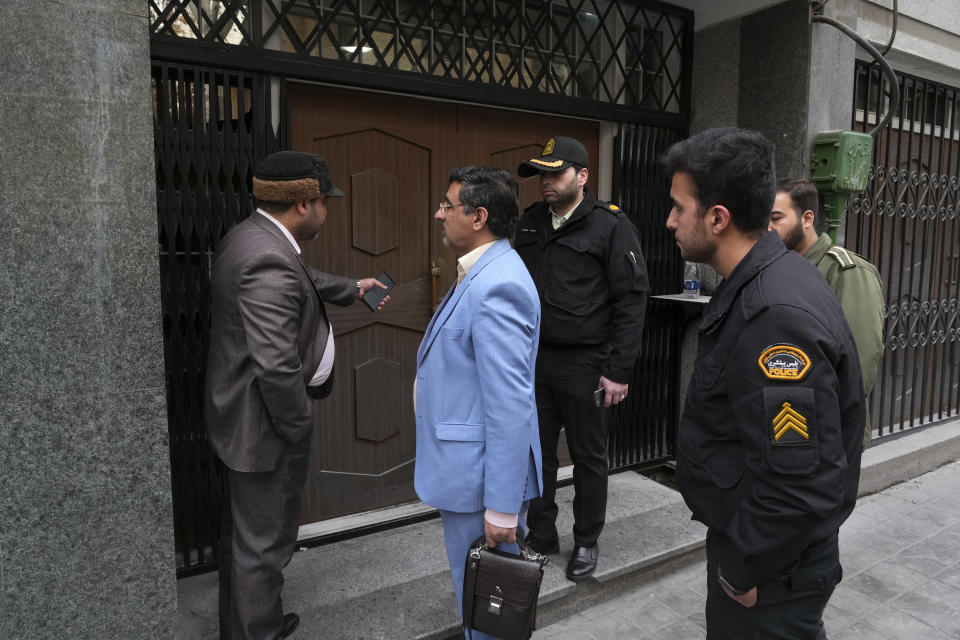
[218,441,311,640]
[705,529,840,640]
[526,346,609,548]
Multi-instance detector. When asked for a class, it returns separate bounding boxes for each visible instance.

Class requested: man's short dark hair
[448,165,519,239]
[777,178,823,233]
[660,127,776,234]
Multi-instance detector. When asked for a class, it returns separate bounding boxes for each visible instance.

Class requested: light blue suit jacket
[415,238,543,515]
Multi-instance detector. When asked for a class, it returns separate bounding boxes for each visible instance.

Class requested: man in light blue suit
[415,166,543,639]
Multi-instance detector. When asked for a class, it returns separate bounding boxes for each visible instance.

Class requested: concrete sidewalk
[537,459,960,639]
[176,418,960,639]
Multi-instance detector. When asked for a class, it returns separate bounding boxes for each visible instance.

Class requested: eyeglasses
[438,202,468,213]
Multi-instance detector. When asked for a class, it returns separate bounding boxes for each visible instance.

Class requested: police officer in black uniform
[662,127,864,640]
[514,136,649,581]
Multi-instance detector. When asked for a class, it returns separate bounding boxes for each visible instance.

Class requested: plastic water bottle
[683,262,700,298]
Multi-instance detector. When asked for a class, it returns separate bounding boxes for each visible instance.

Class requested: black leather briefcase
[461,536,547,640]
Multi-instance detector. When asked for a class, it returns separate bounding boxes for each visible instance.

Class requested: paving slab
[177,420,960,640]
[176,470,699,640]
[539,460,960,639]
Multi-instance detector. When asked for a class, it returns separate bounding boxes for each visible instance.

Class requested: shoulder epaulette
[826,247,856,270]
[601,202,623,214]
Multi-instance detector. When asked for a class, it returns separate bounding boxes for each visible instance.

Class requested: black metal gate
[609,124,685,468]
[153,62,286,570]
[150,0,693,574]
[849,60,960,440]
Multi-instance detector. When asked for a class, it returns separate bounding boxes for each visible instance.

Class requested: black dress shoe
[523,533,559,555]
[281,613,300,638]
[565,544,598,582]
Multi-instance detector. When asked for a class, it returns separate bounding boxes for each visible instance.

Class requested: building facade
[1,0,958,636]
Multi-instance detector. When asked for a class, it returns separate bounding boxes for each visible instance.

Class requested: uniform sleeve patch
[763,388,818,474]
[758,344,811,381]
[773,401,809,442]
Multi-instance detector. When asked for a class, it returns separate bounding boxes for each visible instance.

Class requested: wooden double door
[289,83,599,525]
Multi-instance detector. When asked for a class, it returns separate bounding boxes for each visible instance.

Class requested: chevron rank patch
[758,344,811,381]
[773,401,809,443]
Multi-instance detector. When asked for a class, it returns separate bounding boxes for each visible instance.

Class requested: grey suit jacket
[204,212,355,472]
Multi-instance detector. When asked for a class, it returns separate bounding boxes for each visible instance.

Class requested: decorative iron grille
[153,60,286,571]
[608,123,685,468]
[849,60,960,439]
[148,0,692,124]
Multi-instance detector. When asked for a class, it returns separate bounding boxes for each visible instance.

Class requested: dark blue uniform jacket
[677,231,865,590]
[513,190,649,383]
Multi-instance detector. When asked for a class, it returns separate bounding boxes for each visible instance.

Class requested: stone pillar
[0,3,177,638]
[692,0,860,177]
[739,0,814,179]
[806,0,860,150]
[690,19,741,135]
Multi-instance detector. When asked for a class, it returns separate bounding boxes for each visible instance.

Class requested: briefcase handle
[469,534,549,565]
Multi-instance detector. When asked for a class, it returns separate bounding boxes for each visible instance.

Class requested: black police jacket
[676,231,865,590]
[513,190,649,383]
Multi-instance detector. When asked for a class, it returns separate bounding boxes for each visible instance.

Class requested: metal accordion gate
[149,0,693,574]
[849,59,960,440]
[153,62,287,572]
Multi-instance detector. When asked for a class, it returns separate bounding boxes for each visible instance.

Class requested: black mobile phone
[362,271,395,311]
[593,387,604,408]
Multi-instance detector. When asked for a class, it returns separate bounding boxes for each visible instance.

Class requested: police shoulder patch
[758,344,811,381]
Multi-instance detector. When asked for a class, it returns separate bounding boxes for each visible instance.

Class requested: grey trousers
[218,443,310,640]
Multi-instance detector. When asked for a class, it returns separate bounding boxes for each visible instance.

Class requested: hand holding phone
[593,387,604,408]
[361,271,395,312]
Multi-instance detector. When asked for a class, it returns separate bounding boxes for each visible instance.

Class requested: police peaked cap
[252,151,344,202]
[517,136,589,177]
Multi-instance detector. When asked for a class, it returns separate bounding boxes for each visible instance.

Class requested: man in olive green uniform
[770,178,884,448]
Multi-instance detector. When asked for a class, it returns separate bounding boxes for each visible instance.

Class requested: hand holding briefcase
[462,535,548,640]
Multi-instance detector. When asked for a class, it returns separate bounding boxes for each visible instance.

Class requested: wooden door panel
[293,87,439,523]
[304,325,420,518]
[291,83,598,524]
[302,128,430,282]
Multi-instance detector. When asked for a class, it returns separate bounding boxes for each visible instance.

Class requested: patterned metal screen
[149,0,691,121]
[153,61,286,570]
[608,123,685,468]
[849,60,960,439]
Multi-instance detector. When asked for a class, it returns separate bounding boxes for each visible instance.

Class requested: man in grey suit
[205,151,389,640]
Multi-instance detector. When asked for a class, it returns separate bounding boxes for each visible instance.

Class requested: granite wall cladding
[739,0,813,181]
[690,19,741,134]
[0,2,177,638]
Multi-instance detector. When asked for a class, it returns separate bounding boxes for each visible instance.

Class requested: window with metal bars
[849,59,960,440]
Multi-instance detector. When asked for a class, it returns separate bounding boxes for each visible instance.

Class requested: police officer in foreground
[770,178,884,450]
[663,128,864,639]
[514,136,648,581]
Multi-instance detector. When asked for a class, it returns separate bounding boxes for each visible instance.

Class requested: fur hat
[252,151,344,202]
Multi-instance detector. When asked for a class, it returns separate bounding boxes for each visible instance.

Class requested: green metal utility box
[809,130,874,240]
